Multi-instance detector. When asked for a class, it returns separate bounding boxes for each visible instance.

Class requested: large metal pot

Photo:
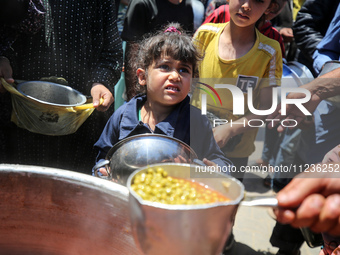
[0,164,140,255]
[127,163,244,255]
[94,134,198,186]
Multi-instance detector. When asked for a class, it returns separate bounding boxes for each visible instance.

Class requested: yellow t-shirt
[191,23,283,158]
[293,0,305,20]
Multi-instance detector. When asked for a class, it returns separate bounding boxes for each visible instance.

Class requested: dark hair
[255,0,281,28]
[132,23,203,95]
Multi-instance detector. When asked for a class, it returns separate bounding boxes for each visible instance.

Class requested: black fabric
[7,0,122,91]
[292,0,339,76]
[121,0,194,42]
[270,222,305,252]
[270,154,306,252]
[0,0,29,25]
[1,0,123,174]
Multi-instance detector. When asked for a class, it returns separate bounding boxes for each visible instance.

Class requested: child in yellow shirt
[192,0,283,182]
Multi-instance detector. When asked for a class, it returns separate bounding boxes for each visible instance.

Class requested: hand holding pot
[91,83,114,112]
[0,57,14,93]
[274,167,340,236]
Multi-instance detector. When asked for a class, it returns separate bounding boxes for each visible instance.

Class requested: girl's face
[137,55,193,107]
[229,0,273,27]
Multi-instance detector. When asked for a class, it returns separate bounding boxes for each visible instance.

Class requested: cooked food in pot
[130,167,230,205]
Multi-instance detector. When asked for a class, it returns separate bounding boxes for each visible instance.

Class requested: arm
[279,27,294,43]
[0,57,14,93]
[293,0,336,64]
[213,86,275,148]
[94,110,122,163]
[312,3,340,75]
[90,0,123,111]
[272,3,294,43]
[268,67,340,132]
[190,107,233,170]
[323,144,340,164]
[202,125,233,169]
[275,167,340,236]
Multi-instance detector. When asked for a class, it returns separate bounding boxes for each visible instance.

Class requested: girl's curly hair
[131,22,203,95]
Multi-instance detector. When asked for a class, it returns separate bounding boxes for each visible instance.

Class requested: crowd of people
[1,0,340,255]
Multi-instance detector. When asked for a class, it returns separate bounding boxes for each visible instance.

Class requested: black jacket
[292,0,339,76]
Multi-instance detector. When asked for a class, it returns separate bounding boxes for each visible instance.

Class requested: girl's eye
[179,67,190,74]
[255,0,265,3]
[159,64,170,70]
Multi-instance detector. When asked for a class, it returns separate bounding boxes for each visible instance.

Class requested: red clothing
[260,20,285,58]
[203,4,230,24]
[202,4,285,57]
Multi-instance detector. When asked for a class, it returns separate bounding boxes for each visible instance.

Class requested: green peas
[132,167,230,205]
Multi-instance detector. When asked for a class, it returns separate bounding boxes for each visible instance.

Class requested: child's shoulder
[112,96,141,118]
[194,23,225,37]
[180,100,204,118]
[189,104,211,125]
[256,29,281,57]
[193,23,226,49]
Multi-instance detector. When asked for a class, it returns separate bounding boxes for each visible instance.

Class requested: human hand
[173,155,188,163]
[91,83,114,112]
[212,124,233,148]
[274,167,340,236]
[202,158,218,168]
[279,28,294,43]
[267,91,320,132]
[295,116,314,130]
[0,57,14,93]
[99,167,109,176]
[323,144,340,163]
[95,167,118,182]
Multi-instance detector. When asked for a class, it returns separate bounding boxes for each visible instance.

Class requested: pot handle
[240,196,278,208]
[73,98,104,110]
[93,159,110,178]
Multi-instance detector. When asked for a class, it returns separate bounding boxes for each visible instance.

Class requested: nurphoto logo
[197,82,312,128]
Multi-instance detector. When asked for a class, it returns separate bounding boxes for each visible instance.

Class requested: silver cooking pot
[93,134,198,185]
[127,163,278,255]
[0,164,281,255]
[17,81,87,107]
[0,164,140,255]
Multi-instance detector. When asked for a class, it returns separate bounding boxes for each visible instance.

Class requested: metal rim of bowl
[105,133,199,160]
[17,81,87,107]
[127,162,244,210]
[0,164,129,197]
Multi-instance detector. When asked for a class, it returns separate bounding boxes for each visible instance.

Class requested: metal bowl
[94,134,198,186]
[0,164,140,255]
[17,81,87,107]
[127,163,244,255]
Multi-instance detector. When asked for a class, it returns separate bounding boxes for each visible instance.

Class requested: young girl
[191,0,283,182]
[94,23,232,176]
